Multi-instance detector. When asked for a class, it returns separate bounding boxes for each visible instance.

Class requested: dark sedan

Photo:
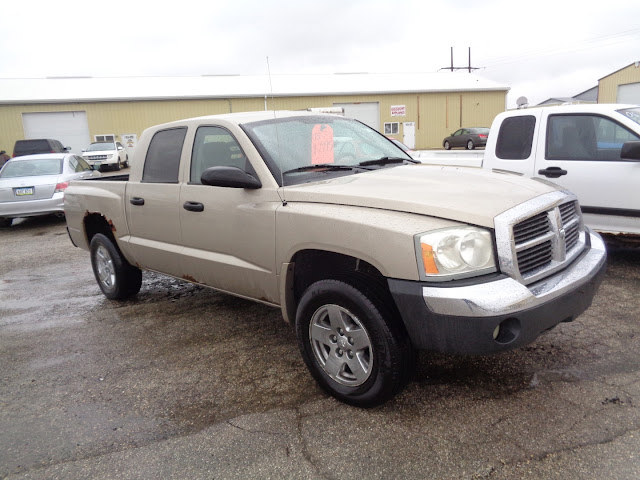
[443,127,489,150]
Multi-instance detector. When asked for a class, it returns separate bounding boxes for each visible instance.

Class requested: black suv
[13,139,70,157]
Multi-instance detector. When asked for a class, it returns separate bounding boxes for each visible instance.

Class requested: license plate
[15,187,34,196]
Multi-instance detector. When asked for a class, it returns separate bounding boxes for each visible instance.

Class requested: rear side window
[142,127,187,183]
[495,115,535,160]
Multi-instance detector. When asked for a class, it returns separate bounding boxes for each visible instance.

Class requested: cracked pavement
[1,216,639,479]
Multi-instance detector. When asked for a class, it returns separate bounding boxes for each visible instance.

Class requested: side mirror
[621,141,640,161]
[64,146,71,151]
[201,166,261,189]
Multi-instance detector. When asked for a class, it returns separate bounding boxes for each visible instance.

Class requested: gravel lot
[1,215,639,479]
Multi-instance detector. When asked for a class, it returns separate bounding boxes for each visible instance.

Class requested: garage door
[22,111,90,154]
[617,82,640,104]
[333,102,380,131]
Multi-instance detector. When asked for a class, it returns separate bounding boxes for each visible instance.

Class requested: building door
[403,122,416,149]
[22,111,90,154]
[617,82,640,103]
[333,102,380,130]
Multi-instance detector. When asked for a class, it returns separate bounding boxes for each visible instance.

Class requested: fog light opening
[493,317,521,345]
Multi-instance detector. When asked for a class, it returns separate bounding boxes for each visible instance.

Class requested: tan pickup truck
[65,111,607,407]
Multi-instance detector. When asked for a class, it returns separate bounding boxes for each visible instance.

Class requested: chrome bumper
[421,230,606,317]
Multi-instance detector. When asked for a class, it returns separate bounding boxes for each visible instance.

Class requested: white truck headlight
[415,227,496,281]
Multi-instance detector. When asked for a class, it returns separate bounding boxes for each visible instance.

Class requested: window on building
[95,134,116,142]
[142,127,187,183]
[384,122,399,135]
[190,126,249,184]
[495,116,536,160]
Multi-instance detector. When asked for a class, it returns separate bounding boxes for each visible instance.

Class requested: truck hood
[280,165,558,228]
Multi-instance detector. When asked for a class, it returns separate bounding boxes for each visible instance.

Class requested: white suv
[82,141,129,171]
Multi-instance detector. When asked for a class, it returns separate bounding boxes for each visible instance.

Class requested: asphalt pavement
[1,215,639,479]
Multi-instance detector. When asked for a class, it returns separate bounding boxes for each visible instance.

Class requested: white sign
[121,134,138,149]
[391,105,406,117]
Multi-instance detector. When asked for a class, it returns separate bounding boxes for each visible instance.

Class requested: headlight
[415,226,496,281]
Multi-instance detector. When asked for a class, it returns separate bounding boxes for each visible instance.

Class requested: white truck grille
[495,192,586,285]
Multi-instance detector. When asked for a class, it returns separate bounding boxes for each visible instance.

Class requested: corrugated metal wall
[0,90,506,152]
[598,63,640,103]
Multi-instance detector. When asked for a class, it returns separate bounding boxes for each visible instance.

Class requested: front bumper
[0,193,65,218]
[388,230,607,355]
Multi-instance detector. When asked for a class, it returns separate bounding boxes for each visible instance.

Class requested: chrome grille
[494,192,586,285]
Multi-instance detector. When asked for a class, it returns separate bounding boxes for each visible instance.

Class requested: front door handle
[538,167,568,178]
[130,197,145,206]
[183,201,204,212]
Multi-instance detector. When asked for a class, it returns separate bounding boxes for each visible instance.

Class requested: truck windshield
[617,107,640,126]
[241,115,415,186]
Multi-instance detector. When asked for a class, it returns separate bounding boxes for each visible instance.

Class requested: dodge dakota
[65,111,607,406]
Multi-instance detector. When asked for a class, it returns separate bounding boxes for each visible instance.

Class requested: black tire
[466,140,475,150]
[0,217,12,228]
[443,141,451,150]
[90,233,142,300]
[295,279,415,407]
[114,160,121,171]
[124,155,129,168]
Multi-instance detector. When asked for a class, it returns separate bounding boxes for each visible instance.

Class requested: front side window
[142,127,187,183]
[495,115,535,160]
[546,114,640,161]
[190,126,248,184]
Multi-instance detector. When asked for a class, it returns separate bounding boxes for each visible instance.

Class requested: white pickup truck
[64,111,606,406]
[418,104,640,239]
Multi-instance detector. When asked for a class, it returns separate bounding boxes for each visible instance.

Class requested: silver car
[0,153,100,227]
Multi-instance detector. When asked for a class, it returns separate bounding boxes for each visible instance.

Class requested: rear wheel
[295,279,415,407]
[466,140,475,150]
[90,233,142,299]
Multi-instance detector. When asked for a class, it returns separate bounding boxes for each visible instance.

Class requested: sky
[1,0,639,108]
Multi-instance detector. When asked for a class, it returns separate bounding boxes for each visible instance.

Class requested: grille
[87,155,108,161]
[510,199,584,283]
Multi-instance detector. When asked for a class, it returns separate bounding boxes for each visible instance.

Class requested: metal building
[0,72,508,157]
[598,61,640,104]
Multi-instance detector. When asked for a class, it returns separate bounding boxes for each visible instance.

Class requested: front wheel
[443,141,451,150]
[295,279,415,407]
[90,233,142,300]
[466,140,475,150]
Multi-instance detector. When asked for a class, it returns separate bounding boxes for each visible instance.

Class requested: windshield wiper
[358,157,417,167]
[282,164,363,175]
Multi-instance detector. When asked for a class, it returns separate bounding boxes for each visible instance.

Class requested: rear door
[534,112,640,232]
[125,127,187,274]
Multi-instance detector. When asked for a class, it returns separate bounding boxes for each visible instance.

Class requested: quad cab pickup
[419,104,640,240]
[65,111,607,406]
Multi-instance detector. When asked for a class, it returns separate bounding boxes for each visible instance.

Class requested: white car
[82,141,129,171]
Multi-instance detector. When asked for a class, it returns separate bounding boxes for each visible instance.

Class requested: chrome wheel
[309,304,373,386]
[95,245,116,290]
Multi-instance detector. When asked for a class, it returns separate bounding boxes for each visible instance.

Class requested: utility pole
[441,47,479,72]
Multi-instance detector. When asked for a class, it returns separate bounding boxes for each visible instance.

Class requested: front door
[178,125,280,303]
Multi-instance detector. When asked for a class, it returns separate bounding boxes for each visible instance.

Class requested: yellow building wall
[0,90,506,153]
[598,63,640,103]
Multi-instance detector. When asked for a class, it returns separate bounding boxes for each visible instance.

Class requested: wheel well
[290,249,398,318]
[84,213,117,246]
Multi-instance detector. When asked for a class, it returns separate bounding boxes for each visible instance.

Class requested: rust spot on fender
[182,275,197,283]
[107,219,116,233]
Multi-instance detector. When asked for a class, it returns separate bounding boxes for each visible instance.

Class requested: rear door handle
[183,201,204,212]
[130,197,145,206]
[538,167,568,178]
